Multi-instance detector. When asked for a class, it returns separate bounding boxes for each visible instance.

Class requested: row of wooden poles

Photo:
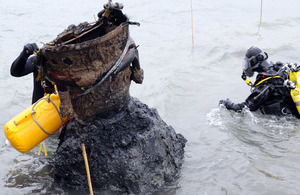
[190,0,263,48]
[81,2,264,194]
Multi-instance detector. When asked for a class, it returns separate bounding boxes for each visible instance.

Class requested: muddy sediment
[54,97,187,194]
[38,2,187,193]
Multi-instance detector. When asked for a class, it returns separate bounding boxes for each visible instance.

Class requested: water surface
[1,0,300,194]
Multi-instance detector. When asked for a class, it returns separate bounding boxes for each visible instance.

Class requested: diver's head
[243,46,269,77]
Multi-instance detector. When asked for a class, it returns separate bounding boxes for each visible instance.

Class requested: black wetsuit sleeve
[10,54,45,104]
[10,55,35,77]
[228,102,246,112]
[223,85,272,112]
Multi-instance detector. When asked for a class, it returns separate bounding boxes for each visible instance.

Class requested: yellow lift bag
[290,71,300,114]
[4,93,68,153]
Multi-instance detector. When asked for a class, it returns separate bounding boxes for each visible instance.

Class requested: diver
[11,43,57,104]
[219,46,300,118]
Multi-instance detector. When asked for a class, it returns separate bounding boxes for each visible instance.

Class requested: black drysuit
[10,55,44,104]
[222,62,300,118]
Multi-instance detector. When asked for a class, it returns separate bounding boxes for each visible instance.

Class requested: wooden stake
[260,0,263,25]
[82,143,94,195]
[191,0,194,48]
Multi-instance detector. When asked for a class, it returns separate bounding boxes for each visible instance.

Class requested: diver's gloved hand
[219,98,233,109]
[241,71,247,80]
[21,43,39,58]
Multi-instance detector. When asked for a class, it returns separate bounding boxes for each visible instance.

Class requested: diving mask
[243,51,268,77]
[243,58,254,77]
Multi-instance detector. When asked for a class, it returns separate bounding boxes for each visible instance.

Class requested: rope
[38,142,48,156]
[190,0,194,48]
[260,0,263,25]
[31,94,65,135]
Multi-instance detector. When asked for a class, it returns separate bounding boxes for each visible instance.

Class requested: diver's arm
[10,55,36,77]
[219,99,247,112]
[10,43,38,77]
[219,85,272,112]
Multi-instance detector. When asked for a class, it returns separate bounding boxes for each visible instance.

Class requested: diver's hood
[243,52,268,77]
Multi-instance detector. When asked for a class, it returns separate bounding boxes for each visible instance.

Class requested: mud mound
[53,97,186,194]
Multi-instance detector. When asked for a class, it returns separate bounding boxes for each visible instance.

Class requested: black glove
[241,71,247,80]
[21,43,39,58]
[219,98,233,109]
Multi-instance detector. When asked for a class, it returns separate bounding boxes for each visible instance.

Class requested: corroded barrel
[37,9,139,119]
[41,23,130,88]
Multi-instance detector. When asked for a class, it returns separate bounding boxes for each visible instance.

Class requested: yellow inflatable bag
[290,71,300,114]
[4,93,68,153]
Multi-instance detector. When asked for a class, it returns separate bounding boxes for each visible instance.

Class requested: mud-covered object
[53,97,187,194]
[40,24,129,88]
[34,6,141,119]
[69,65,132,119]
[38,21,141,119]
